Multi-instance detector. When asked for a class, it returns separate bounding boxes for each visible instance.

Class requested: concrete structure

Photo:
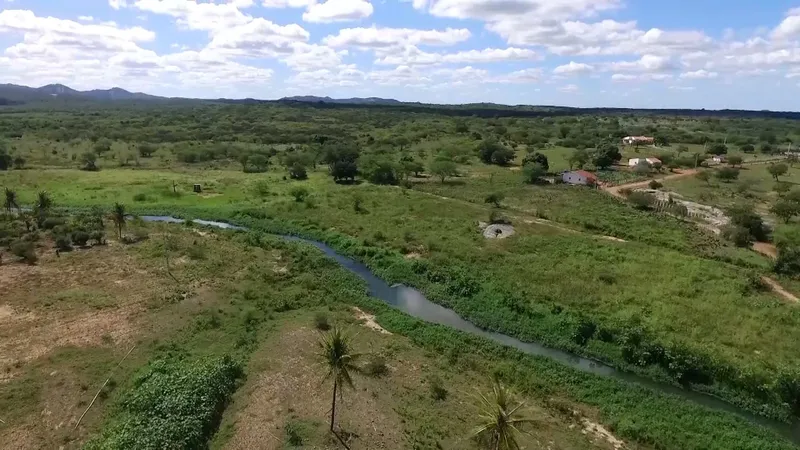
[562,170,598,186]
[712,155,727,164]
[623,136,655,146]
[628,157,661,167]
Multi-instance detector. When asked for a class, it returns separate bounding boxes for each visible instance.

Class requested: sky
[1,0,800,110]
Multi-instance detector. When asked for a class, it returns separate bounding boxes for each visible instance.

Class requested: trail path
[762,276,799,303]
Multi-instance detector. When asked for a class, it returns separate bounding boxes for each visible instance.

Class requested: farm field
[3,102,800,449]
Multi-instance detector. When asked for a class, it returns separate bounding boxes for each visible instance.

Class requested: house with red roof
[562,170,598,186]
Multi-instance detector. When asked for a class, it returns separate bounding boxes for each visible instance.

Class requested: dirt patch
[353,307,391,335]
[761,276,799,303]
[225,326,405,450]
[753,242,778,259]
[404,252,422,259]
[581,418,626,450]
[199,193,222,198]
[0,305,15,321]
[602,169,698,198]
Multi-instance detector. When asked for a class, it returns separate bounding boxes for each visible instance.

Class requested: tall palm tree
[472,379,534,450]
[111,203,126,240]
[3,188,18,214]
[318,327,362,433]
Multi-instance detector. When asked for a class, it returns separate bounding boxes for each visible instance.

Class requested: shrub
[84,357,243,450]
[55,234,72,251]
[41,217,65,230]
[90,230,106,245]
[290,186,309,202]
[72,230,90,247]
[428,375,448,401]
[133,227,149,242]
[186,243,207,260]
[289,163,308,180]
[285,420,306,446]
[11,240,34,260]
[484,192,504,208]
[364,356,388,377]
[627,191,655,210]
[133,193,148,202]
[715,166,740,182]
[488,210,511,225]
[648,180,663,189]
[313,312,330,331]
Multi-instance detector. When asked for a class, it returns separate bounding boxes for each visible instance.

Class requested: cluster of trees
[566,143,622,170]
[722,203,770,247]
[0,139,25,170]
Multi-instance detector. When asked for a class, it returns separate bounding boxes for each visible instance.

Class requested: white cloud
[608,54,675,72]
[669,85,696,91]
[262,0,311,7]
[558,83,579,93]
[553,61,593,75]
[303,0,373,23]
[109,0,128,9]
[132,0,253,33]
[78,15,94,22]
[323,26,470,49]
[375,46,538,66]
[773,9,800,39]
[680,69,718,79]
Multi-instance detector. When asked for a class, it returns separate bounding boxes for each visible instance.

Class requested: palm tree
[3,188,18,214]
[111,203,126,240]
[318,327,362,433]
[34,191,52,226]
[472,379,534,450]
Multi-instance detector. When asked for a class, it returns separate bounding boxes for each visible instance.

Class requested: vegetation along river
[141,215,800,444]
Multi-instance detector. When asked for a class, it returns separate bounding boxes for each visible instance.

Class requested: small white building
[562,170,598,186]
[628,157,661,167]
[712,155,727,163]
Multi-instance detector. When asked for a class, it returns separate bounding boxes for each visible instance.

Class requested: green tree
[761,143,775,154]
[13,156,25,169]
[716,166,740,182]
[472,379,534,450]
[727,203,769,242]
[727,155,743,167]
[695,170,711,185]
[290,186,309,202]
[324,145,360,182]
[318,328,362,433]
[112,202,126,240]
[568,148,589,170]
[477,140,510,165]
[138,143,157,157]
[522,152,548,171]
[768,163,789,181]
[430,160,457,183]
[289,163,308,180]
[740,144,755,153]
[94,138,112,154]
[789,154,799,168]
[771,199,800,223]
[592,144,622,169]
[774,182,792,196]
[522,163,547,184]
[82,152,99,171]
[3,187,18,213]
[707,143,728,155]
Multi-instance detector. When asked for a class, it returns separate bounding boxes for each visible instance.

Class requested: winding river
[142,215,800,443]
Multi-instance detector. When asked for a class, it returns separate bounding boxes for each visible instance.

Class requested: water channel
[141,215,800,443]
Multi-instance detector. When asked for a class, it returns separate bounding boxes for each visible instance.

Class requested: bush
[41,217,65,230]
[289,163,308,180]
[648,180,663,189]
[313,312,330,331]
[290,186,309,202]
[428,375,448,401]
[715,166,740,182]
[90,230,106,245]
[488,210,511,225]
[627,191,655,210]
[85,357,243,450]
[364,355,388,377]
[72,230,90,247]
[11,240,35,263]
[284,420,306,446]
[484,192,504,208]
[133,193,149,202]
[55,234,72,251]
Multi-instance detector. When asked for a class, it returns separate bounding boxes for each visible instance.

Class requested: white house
[562,170,598,186]
[712,155,727,164]
[628,157,661,167]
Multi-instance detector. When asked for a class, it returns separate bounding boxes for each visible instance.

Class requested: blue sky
[1,0,800,109]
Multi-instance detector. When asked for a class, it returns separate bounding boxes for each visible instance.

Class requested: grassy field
[1,213,797,449]
[3,164,799,419]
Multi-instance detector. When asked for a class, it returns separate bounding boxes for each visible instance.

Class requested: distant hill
[279,95,402,105]
[0,83,165,104]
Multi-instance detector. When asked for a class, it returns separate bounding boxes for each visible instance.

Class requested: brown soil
[225,326,406,450]
[602,169,699,198]
[753,242,778,259]
[353,307,391,335]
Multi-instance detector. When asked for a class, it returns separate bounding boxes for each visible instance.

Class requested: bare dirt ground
[222,317,626,450]
[602,169,699,198]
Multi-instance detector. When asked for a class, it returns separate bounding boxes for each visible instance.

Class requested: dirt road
[602,169,699,198]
